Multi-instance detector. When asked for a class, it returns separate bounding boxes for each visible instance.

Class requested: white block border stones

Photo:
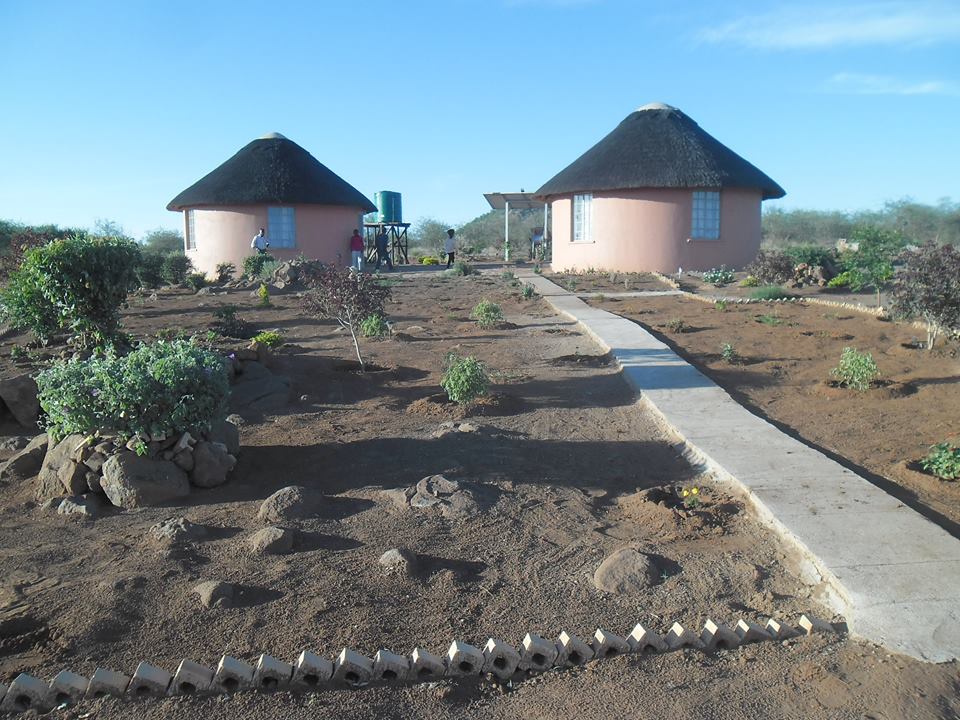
[555,631,595,667]
[735,619,772,644]
[170,659,213,695]
[666,622,706,650]
[519,633,559,672]
[627,623,668,654]
[292,651,333,689]
[701,619,741,651]
[799,613,836,635]
[1,674,50,713]
[373,649,410,682]
[482,638,521,679]
[213,655,255,693]
[592,628,630,659]
[127,662,172,698]
[446,640,485,676]
[86,668,130,699]
[50,670,88,705]
[409,647,446,680]
[333,648,374,687]
[765,618,800,640]
[252,654,293,690]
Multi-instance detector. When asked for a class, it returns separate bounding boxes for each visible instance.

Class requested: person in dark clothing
[375,227,393,270]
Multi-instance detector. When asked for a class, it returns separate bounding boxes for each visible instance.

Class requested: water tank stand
[363,222,411,266]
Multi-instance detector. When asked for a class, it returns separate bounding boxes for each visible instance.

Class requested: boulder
[193,580,234,609]
[247,526,294,554]
[58,457,88,496]
[593,548,660,594]
[257,485,320,522]
[207,420,240,457]
[225,414,245,427]
[0,436,30,453]
[190,441,236,488]
[0,433,48,482]
[0,373,40,428]
[230,366,290,414]
[36,434,85,501]
[57,494,105,519]
[173,450,194,472]
[378,548,416,576]
[149,517,207,544]
[100,453,191,509]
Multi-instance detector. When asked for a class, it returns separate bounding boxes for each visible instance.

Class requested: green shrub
[890,241,960,350]
[746,250,794,284]
[440,354,489,404]
[186,272,207,290]
[830,347,879,391]
[449,260,473,276]
[419,255,440,265]
[666,318,689,333]
[257,283,271,306]
[470,299,504,328]
[215,262,236,284]
[257,259,280,281]
[501,270,516,281]
[359,314,389,338]
[720,343,739,363]
[756,313,782,326]
[714,300,728,311]
[533,265,543,274]
[703,266,735,286]
[841,225,907,305]
[135,251,166,288]
[212,305,254,339]
[784,243,835,268]
[750,286,796,301]
[36,338,230,442]
[0,235,140,347]
[920,442,960,480]
[162,252,193,285]
[521,284,536,300]
[739,275,760,287]
[251,330,284,347]
[243,253,276,279]
[827,271,852,288]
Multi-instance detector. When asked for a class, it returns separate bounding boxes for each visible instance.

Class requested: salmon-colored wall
[181,205,366,276]
[548,188,762,273]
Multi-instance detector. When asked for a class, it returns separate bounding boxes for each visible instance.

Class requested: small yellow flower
[691,487,699,495]
[681,489,689,497]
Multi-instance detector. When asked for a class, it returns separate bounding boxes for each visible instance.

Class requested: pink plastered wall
[549,188,762,273]
[182,205,366,276]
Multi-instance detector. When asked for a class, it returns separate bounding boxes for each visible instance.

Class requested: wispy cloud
[699,2,960,49]
[826,72,960,95]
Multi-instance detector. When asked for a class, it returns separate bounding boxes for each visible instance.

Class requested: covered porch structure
[483,191,549,261]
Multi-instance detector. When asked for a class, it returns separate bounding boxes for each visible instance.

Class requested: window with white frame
[267,206,296,248]
[573,193,592,242]
[691,190,721,239]
[185,210,196,250]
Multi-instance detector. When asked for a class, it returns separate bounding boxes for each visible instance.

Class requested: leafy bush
[186,272,207,290]
[359,314,389,338]
[521,284,536,300]
[251,330,284,348]
[304,268,391,369]
[0,235,140,346]
[756,312,782,326]
[212,306,254,339]
[470,299,503,328]
[746,249,794,284]
[135,251,166,288]
[440,354,489,404]
[841,226,907,305]
[830,347,879,391]
[714,300,728,311]
[827,270,852,288]
[703,266,734,286]
[257,259,280,281]
[890,241,960,350]
[215,262,236,284]
[720,343,739,363]
[666,318,689,333]
[448,261,474,276]
[784,243,835,268]
[501,270,516,281]
[920,442,960,480]
[739,275,760,287]
[419,256,440,265]
[243,253,276,279]
[750,286,796,300]
[36,338,230,442]
[162,252,193,285]
[257,283,271,306]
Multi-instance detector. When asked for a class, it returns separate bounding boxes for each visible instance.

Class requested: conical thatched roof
[536,103,785,200]
[167,133,375,212]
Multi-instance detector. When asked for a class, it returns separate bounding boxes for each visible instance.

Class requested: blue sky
[1,0,958,238]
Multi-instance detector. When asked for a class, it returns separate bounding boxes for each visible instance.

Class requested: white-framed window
[573,193,592,242]
[185,210,196,250]
[268,206,296,248]
[691,190,721,240]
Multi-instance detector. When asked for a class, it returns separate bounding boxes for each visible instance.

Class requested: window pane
[186,210,196,250]
[268,207,296,248]
[692,191,720,239]
[573,193,592,242]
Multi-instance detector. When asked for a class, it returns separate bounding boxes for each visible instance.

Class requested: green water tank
[374,191,402,223]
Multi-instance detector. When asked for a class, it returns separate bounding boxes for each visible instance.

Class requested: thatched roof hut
[167,133,375,212]
[536,103,784,200]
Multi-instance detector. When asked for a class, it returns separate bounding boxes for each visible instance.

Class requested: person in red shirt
[349,229,365,271]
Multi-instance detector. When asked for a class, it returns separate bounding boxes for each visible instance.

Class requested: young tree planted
[304,267,391,370]
[841,226,907,307]
[891,241,960,350]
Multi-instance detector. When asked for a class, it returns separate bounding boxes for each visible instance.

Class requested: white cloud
[826,72,960,95]
[699,2,960,49]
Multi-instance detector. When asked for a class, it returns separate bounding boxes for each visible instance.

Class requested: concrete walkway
[521,271,960,663]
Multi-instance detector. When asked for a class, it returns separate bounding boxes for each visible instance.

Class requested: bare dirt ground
[1,267,958,719]
[547,270,674,294]
[590,292,960,532]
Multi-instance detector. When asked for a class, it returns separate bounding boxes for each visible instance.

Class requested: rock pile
[35,419,241,510]
[383,474,497,520]
[790,262,837,288]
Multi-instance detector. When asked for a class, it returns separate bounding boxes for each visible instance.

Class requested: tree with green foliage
[141,228,184,254]
[410,217,453,256]
[841,226,907,307]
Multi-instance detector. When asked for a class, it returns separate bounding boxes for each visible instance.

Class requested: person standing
[375,227,393,271]
[530,227,544,261]
[349,229,365,271]
[250,227,270,254]
[444,228,457,268]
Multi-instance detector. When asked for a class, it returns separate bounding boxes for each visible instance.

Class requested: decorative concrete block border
[0,614,842,714]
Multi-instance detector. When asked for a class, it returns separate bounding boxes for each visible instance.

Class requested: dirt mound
[549,352,613,368]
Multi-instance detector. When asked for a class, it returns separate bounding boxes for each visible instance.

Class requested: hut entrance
[483,192,550,262]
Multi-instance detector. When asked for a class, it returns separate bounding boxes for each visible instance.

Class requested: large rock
[207,419,241,456]
[593,548,661,594]
[57,494,105,519]
[247,526,294,554]
[0,433,48,482]
[193,580,234,609]
[379,548,416,576]
[0,373,40,428]
[36,434,85,501]
[230,367,291,414]
[190,441,236,488]
[100,453,190,509]
[257,485,320,522]
[149,517,207,545]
